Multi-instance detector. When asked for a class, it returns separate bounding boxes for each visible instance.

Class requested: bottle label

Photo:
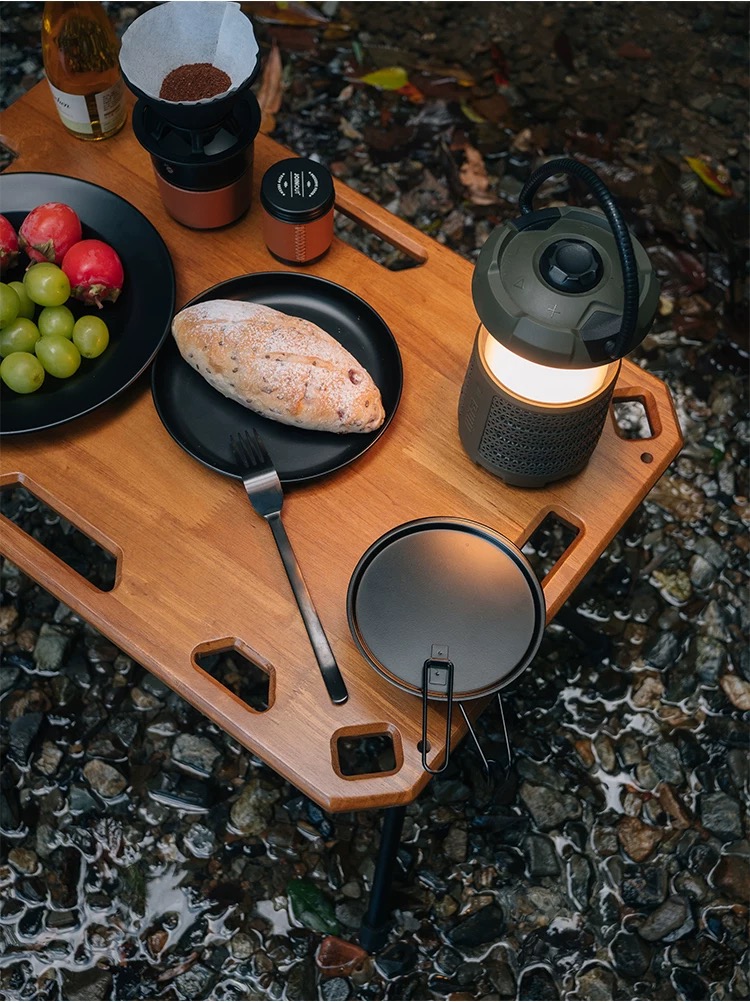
[48,80,125,136]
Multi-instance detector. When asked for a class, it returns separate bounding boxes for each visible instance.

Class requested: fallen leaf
[396,81,425,104]
[256,42,283,134]
[460,102,486,124]
[685,156,733,197]
[244,1,328,26]
[459,144,496,205]
[357,66,409,91]
[490,43,510,86]
[467,93,510,125]
[338,116,362,140]
[617,40,653,60]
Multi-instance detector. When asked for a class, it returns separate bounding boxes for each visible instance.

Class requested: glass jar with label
[260,158,335,265]
[42,2,126,141]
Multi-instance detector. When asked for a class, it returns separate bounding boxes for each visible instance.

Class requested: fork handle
[267,513,349,705]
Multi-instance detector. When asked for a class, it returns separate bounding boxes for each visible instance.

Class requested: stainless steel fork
[230,429,349,705]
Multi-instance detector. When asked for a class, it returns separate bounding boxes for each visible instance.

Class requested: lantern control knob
[539,239,603,293]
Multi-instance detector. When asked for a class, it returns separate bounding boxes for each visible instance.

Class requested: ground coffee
[159,62,231,102]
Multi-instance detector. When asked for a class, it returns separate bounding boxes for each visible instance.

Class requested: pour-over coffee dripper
[119,1,261,229]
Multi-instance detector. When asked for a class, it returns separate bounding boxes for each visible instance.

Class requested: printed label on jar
[48,80,125,135]
[275,168,320,201]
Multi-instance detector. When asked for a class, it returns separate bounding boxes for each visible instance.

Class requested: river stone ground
[0,3,748,1000]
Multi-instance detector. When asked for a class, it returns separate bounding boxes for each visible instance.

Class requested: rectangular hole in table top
[612,396,654,440]
[335,731,398,777]
[0,484,117,592]
[194,646,272,713]
[333,211,424,272]
[522,511,580,583]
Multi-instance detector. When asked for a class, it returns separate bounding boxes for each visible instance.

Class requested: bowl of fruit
[0,173,175,435]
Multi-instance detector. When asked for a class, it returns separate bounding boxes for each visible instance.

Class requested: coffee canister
[260,157,335,265]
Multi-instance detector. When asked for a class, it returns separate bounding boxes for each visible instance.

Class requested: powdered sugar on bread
[171,299,386,434]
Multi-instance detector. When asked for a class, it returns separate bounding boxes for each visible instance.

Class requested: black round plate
[151,272,403,484]
[0,172,175,435]
[347,518,546,701]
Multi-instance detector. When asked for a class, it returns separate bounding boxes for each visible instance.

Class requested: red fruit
[0,214,19,274]
[19,202,83,265]
[61,239,124,308]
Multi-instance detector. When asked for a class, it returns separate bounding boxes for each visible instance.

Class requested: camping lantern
[458,157,660,488]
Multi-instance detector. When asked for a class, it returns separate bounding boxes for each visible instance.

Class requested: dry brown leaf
[242,1,328,26]
[459,144,496,205]
[256,42,283,134]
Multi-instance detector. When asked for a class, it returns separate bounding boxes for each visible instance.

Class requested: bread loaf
[171,299,386,434]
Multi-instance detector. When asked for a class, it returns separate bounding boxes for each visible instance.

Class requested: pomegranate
[61,239,124,308]
[19,202,82,265]
[0,214,19,274]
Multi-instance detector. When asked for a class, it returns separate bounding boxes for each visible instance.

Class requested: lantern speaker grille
[457,338,618,487]
[478,387,614,481]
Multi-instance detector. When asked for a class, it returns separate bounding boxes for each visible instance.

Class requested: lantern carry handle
[518,157,640,360]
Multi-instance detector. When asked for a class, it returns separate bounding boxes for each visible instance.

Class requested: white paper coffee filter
[119,1,259,104]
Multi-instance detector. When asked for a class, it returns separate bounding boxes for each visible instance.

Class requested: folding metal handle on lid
[421,646,455,775]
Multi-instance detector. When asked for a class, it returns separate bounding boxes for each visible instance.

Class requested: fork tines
[231,428,268,470]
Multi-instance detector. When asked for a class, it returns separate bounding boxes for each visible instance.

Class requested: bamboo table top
[0,83,682,812]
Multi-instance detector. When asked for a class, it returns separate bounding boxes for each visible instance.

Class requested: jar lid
[260,157,335,223]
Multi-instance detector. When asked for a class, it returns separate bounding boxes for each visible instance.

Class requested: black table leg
[359,804,407,953]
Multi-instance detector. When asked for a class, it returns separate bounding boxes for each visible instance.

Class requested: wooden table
[0,83,682,817]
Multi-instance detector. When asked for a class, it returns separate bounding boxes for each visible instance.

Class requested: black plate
[0,172,175,435]
[151,273,403,484]
[348,518,545,701]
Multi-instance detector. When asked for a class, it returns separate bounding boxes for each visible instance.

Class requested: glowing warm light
[480,326,615,405]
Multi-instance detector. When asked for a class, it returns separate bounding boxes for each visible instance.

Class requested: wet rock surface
[1,2,748,1000]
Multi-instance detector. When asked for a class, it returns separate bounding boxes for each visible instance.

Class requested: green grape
[38,305,75,340]
[0,282,20,328]
[8,281,35,319]
[0,317,40,357]
[35,334,81,378]
[73,315,109,358]
[1,351,45,393]
[24,263,71,307]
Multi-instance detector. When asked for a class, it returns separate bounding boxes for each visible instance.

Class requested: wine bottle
[42,2,126,141]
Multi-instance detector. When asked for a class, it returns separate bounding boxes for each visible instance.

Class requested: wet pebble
[33,623,69,672]
[449,904,505,948]
[699,791,743,840]
[522,833,560,877]
[572,964,617,1001]
[518,782,581,830]
[8,711,42,764]
[229,779,280,836]
[375,941,419,979]
[316,935,371,978]
[517,964,560,1000]
[82,759,128,799]
[720,673,750,710]
[636,894,694,941]
[612,817,660,865]
[611,929,653,978]
[171,733,222,777]
[712,854,750,901]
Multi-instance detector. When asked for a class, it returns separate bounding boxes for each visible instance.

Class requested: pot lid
[347,518,545,701]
